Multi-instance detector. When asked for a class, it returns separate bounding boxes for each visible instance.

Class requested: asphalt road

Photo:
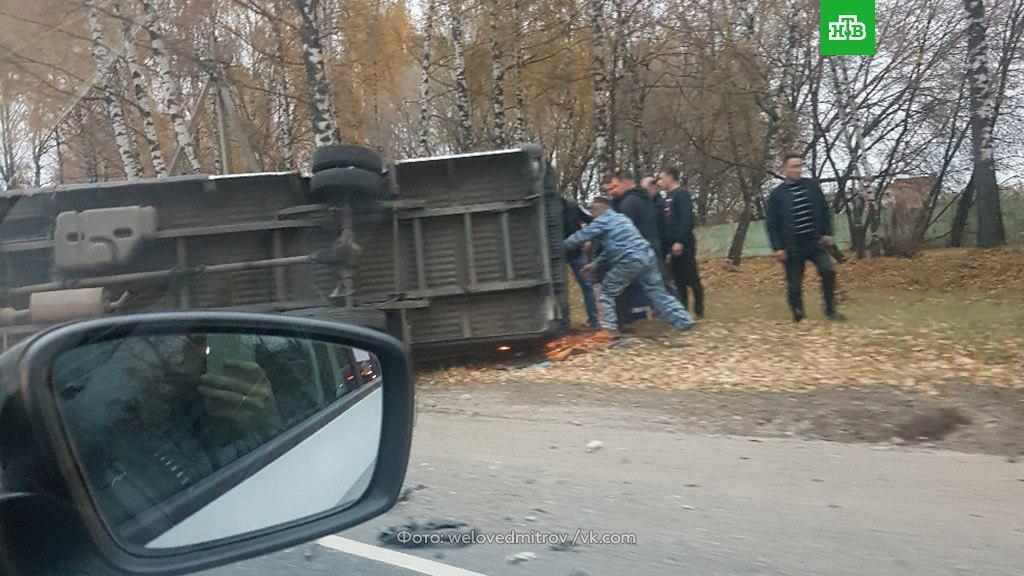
[205,387,1024,576]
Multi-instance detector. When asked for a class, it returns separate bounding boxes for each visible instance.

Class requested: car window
[50,333,369,531]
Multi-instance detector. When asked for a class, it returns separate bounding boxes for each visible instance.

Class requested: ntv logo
[828,15,867,41]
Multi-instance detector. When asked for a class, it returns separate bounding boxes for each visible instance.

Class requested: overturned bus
[0,146,569,357]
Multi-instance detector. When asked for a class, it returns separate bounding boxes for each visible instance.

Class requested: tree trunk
[55,125,65,185]
[511,0,527,142]
[85,0,142,180]
[727,209,752,266]
[949,182,974,246]
[606,4,622,168]
[963,0,1006,247]
[850,220,868,258]
[627,58,645,179]
[294,0,342,147]
[269,7,295,169]
[80,107,100,183]
[207,84,224,174]
[489,0,507,148]
[418,0,435,155]
[0,94,17,189]
[114,0,165,177]
[588,0,612,172]
[141,0,200,173]
[449,0,472,152]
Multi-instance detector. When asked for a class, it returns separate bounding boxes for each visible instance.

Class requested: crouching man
[563,197,695,337]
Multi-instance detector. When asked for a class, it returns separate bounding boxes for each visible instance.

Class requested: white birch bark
[418,0,435,155]
[588,0,611,171]
[114,0,166,176]
[449,0,472,152]
[511,0,527,142]
[963,0,1005,246]
[85,0,142,180]
[489,0,507,147]
[294,0,342,147]
[140,0,200,173]
[269,5,295,169]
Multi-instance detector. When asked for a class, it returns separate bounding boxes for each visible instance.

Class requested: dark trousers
[568,254,599,328]
[783,238,836,319]
[670,252,704,317]
[615,282,647,325]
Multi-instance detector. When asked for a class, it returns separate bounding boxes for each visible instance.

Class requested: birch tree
[85,0,142,180]
[114,0,166,177]
[510,0,527,142]
[418,0,435,155]
[140,0,201,173]
[449,0,472,152]
[962,0,1006,247]
[489,0,507,147]
[588,0,612,171]
[269,3,295,168]
[294,0,342,147]
[0,85,20,190]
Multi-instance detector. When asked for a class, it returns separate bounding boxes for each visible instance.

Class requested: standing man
[602,171,662,255]
[657,167,705,318]
[601,170,663,324]
[563,197,693,336]
[765,153,840,322]
[640,176,668,251]
[561,195,600,329]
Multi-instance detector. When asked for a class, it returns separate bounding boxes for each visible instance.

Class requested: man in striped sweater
[765,153,840,322]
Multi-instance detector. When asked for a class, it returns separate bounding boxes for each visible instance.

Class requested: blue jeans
[598,250,694,333]
[569,254,599,328]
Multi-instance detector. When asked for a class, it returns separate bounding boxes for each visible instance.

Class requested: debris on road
[545,331,615,362]
[585,440,604,453]
[506,551,538,564]
[398,483,427,502]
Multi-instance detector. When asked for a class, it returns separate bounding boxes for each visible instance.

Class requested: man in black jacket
[602,170,663,255]
[765,153,840,322]
[641,176,668,250]
[657,167,705,318]
[601,170,663,324]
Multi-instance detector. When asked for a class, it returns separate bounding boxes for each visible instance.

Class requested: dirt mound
[895,407,973,441]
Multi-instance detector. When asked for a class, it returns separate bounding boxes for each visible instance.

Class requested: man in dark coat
[657,167,705,318]
[765,153,840,322]
[601,170,663,256]
[642,175,677,296]
[601,170,663,324]
[641,176,668,251]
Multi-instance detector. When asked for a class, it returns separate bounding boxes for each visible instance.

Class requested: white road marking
[317,535,490,576]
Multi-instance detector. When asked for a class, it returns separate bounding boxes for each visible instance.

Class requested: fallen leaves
[420,248,1024,394]
[544,331,615,362]
[418,316,1023,394]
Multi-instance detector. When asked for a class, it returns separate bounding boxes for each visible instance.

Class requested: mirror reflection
[50,331,383,549]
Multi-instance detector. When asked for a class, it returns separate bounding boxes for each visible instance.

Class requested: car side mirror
[0,312,413,576]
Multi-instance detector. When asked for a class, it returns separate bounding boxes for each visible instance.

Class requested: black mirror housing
[0,312,414,576]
